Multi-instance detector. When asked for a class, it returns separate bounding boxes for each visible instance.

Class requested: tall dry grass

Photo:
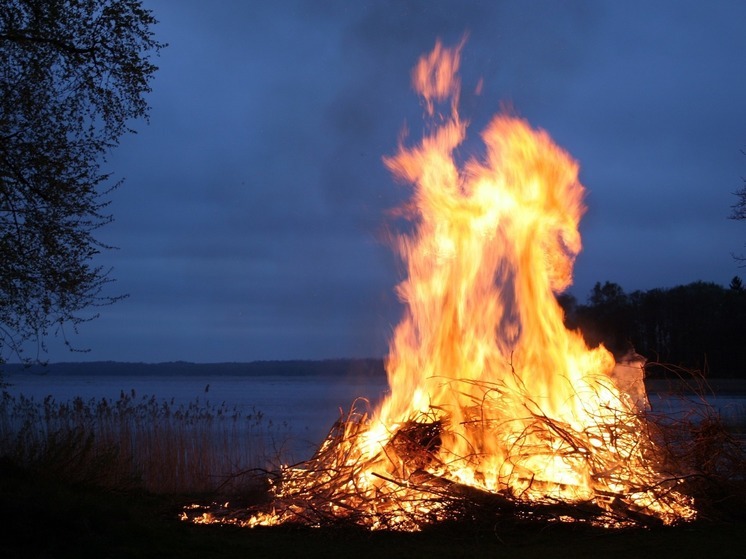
[0,389,287,494]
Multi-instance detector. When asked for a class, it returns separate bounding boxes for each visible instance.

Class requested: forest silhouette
[559,278,746,378]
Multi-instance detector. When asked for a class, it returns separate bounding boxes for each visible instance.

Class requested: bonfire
[187,40,699,530]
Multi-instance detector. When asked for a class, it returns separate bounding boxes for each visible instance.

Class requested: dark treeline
[559,278,746,378]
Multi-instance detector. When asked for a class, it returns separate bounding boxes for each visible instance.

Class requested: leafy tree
[0,0,164,361]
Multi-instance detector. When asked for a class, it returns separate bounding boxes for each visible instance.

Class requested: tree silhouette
[730,275,744,291]
[573,281,634,357]
[569,281,746,378]
[0,0,164,361]
[732,181,746,221]
[730,158,746,263]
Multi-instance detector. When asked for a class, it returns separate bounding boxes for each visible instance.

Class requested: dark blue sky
[42,0,746,363]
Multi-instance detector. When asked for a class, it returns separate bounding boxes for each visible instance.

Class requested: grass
[0,389,284,494]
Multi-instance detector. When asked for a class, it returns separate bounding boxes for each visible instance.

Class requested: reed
[0,389,284,494]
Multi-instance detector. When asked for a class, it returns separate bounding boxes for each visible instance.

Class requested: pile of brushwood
[183,386,746,531]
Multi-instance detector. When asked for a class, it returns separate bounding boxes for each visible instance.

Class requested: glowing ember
[189,40,696,530]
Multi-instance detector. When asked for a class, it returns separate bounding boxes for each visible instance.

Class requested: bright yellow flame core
[247,41,695,529]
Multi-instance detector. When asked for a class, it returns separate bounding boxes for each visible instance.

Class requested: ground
[1,461,745,559]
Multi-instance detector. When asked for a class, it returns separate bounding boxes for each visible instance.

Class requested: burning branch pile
[186,40,701,530]
[190,374,695,530]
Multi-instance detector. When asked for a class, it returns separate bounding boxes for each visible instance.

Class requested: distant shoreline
[1,358,387,378]
[4,359,746,396]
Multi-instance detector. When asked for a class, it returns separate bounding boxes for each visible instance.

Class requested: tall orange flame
[195,40,696,531]
[375,39,618,497]
[358,40,693,522]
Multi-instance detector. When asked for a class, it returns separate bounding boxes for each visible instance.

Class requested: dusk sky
[40,1,746,363]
